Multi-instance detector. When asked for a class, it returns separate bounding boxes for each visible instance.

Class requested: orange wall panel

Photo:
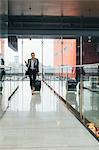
[54,39,76,67]
[54,39,76,78]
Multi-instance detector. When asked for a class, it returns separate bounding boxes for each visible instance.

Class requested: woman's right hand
[25,61,28,67]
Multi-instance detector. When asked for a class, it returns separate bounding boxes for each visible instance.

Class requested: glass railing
[0,65,19,118]
[43,64,99,140]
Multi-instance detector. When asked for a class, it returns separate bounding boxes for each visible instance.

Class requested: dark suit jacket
[26,58,39,73]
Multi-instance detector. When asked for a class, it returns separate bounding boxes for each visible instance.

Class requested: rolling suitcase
[35,80,41,91]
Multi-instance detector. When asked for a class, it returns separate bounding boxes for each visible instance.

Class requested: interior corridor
[0,81,98,149]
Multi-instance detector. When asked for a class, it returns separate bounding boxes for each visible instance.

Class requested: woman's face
[31,53,35,59]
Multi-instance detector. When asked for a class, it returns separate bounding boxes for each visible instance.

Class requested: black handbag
[25,69,29,75]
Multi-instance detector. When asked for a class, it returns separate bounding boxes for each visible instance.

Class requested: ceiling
[0,0,99,17]
[8,0,99,17]
[0,0,99,37]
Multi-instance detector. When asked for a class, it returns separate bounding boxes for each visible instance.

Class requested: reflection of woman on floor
[0,94,3,114]
[30,93,41,112]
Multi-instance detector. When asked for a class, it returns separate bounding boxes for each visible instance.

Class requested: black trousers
[29,69,37,90]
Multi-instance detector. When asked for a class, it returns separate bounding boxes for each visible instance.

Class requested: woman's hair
[31,52,35,56]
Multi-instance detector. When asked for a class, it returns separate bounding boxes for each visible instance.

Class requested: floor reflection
[8,81,63,112]
[0,93,8,117]
[30,93,41,112]
[0,94,3,116]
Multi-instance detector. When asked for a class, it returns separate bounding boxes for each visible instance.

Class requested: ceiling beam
[1,15,99,37]
[8,15,99,37]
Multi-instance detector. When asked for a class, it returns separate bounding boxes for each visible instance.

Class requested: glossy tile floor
[0,81,99,149]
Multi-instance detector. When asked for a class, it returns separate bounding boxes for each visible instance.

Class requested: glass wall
[0,38,19,118]
[43,36,99,139]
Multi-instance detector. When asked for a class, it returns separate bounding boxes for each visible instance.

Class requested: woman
[25,52,39,95]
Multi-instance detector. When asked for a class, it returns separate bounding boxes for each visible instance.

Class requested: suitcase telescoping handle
[36,73,40,80]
